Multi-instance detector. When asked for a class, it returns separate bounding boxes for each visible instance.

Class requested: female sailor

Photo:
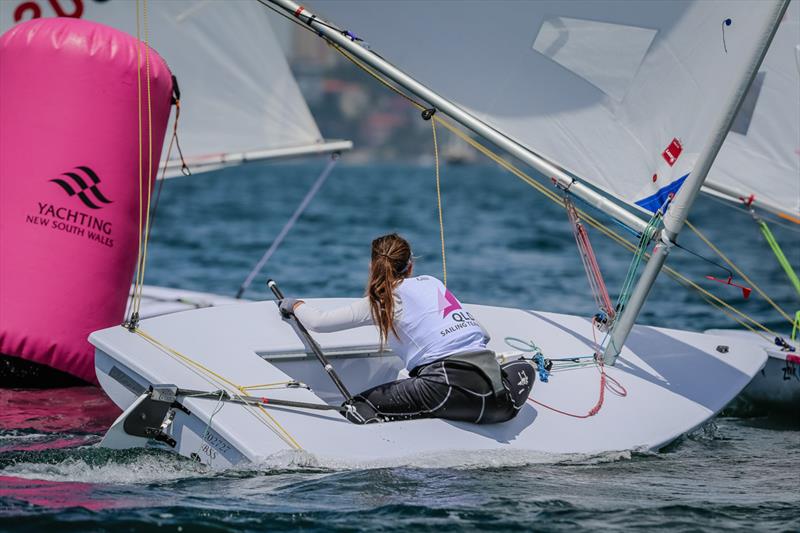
[279,233,534,424]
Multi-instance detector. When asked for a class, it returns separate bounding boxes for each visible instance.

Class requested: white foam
[1,453,209,484]
[249,447,639,472]
[2,445,644,485]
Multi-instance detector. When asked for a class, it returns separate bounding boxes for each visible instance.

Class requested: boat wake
[0,447,208,484]
[284,447,647,471]
[0,442,655,485]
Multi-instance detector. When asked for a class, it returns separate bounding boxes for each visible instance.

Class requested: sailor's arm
[291,297,373,333]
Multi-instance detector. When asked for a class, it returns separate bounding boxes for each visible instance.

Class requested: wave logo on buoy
[50,166,112,209]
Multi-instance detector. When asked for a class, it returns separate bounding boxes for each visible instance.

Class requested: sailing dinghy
[92,0,787,465]
[698,0,799,410]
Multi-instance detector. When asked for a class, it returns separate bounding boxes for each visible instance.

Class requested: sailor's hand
[278,297,302,318]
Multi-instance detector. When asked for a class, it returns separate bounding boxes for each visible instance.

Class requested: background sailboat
[700,0,799,409]
[89,0,787,464]
[703,0,799,223]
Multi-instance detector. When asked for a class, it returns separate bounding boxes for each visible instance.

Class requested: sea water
[1,162,798,531]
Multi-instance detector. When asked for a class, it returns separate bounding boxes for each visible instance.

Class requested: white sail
[1,0,350,175]
[704,0,800,222]
[306,0,787,214]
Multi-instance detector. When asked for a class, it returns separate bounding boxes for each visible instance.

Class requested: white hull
[131,285,241,320]
[91,300,766,467]
[705,329,799,409]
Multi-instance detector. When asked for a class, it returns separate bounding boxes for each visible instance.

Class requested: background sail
[704,0,800,222]
[2,0,349,175]
[306,0,788,213]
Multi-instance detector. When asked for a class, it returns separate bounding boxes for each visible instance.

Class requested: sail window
[730,71,766,136]
[532,16,657,102]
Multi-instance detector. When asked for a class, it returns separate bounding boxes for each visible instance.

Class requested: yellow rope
[431,118,447,285]
[686,220,795,326]
[239,381,298,391]
[132,0,143,322]
[135,0,154,317]
[131,0,155,319]
[330,41,779,340]
[133,328,302,450]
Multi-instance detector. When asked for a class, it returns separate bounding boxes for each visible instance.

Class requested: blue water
[2,162,798,530]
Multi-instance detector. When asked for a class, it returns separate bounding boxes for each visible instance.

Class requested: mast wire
[687,220,796,324]
[235,154,340,299]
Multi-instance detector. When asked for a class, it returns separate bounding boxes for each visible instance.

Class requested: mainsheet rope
[134,328,302,450]
[430,116,447,285]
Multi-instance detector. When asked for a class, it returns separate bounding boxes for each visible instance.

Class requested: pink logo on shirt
[438,288,462,318]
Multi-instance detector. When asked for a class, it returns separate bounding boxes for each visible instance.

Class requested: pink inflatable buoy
[0,18,173,383]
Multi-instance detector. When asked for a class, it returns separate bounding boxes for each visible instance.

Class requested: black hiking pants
[344,354,535,425]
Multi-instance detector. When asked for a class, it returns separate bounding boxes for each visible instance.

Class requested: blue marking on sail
[635,173,689,213]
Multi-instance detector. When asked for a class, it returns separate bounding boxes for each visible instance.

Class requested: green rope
[758,219,800,298]
[615,212,662,313]
[792,311,800,342]
[604,212,662,357]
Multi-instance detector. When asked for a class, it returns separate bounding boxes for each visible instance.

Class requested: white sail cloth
[307,0,788,214]
[705,0,800,221]
[1,0,327,174]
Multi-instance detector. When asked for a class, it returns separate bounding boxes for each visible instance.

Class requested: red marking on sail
[662,138,683,167]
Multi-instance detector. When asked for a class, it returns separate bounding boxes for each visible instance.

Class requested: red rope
[527,361,627,419]
[527,372,606,418]
[527,318,627,418]
[565,197,615,319]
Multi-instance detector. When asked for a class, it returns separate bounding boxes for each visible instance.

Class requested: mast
[603,0,791,363]
[264,0,649,236]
